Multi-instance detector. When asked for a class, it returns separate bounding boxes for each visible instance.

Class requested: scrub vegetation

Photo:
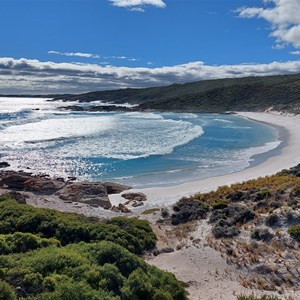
[168,164,300,294]
[0,195,187,300]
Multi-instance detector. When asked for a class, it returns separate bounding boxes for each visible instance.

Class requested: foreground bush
[0,241,187,300]
[0,195,155,254]
[0,280,16,300]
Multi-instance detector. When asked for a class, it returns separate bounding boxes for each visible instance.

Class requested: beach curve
[109,112,300,208]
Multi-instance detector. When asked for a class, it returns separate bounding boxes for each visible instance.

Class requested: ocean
[0,97,280,188]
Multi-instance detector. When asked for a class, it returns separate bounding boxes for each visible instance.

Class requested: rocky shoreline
[0,166,149,215]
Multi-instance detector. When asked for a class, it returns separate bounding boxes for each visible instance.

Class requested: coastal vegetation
[165,164,300,294]
[0,194,187,300]
[55,73,300,114]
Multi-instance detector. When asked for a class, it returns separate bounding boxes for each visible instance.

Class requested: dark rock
[0,171,31,189]
[159,247,174,254]
[0,162,10,168]
[121,192,147,202]
[104,182,131,194]
[23,177,65,194]
[153,247,174,256]
[58,182,111,209]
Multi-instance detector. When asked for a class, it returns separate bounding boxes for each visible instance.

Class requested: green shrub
[0,280,16,300]
[288,224,300,241]
[0,198,155,254]
[211,200,229,210]
[0,241,187,300]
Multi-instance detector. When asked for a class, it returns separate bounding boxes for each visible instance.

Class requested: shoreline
[110,112,300,208]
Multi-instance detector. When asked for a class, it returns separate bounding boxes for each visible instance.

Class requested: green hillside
[56,73,300,113]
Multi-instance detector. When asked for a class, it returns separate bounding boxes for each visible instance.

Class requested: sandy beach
[110,112,300,209]
[138,112,300,300]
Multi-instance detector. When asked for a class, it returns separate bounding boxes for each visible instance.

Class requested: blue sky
[1,0,300,93]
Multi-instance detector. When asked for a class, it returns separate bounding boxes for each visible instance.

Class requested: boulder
[132,201,144,207]
[153,247,175,256]
[0,171,31,189]
[58,182,112,209]
[0,162,10,168]
[121,192,147,202]
[104,182,131,194]
[23,177,66,194]
[118,203,131,213]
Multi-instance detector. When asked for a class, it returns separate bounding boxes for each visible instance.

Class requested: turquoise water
[0,97,279,188]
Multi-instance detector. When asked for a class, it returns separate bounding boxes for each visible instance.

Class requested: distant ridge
[5,73,300,113]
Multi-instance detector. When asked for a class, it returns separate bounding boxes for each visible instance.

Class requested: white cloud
[1,57,300,94]
[130,7,145,12]
[237,0,300,49]
[290,50,300,55]
[110,0,166,11]
[48,50,100,59]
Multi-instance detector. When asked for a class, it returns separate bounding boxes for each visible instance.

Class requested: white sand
[110,112,300,209]
[140,112,300,300]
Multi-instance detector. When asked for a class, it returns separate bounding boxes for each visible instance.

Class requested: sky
[1,0,300,94]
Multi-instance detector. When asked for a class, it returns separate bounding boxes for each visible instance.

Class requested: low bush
[265,214,280,228]
[171,198,209,225]
[211,200,229,210]
[288,224,300,241]
[212,225,240,239]
[251,228,274,242]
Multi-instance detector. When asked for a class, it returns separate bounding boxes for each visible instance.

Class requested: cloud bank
[110,0,166,11]
[237,0,300,49]
[1,57,300,94]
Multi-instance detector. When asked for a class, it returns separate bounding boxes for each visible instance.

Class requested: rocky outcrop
[58,182,112,209]
[0,162,10,168]
[104,182,131,194]
[0,171,31,189]
[23,177,66,194]
[0,171,136,210]
[0,171,65,194]
[121,192,147,202]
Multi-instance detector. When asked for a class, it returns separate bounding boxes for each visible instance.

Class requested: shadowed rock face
[104,182,131,194]
[0,162,10,168]
[0,171,65,194]
[58,182,111,209]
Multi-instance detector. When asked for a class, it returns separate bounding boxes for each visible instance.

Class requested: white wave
[60,118,204,160]
[122,112,164,120]
[212,118,234,124]
[242,140,281,162]
[0,114,116,148]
